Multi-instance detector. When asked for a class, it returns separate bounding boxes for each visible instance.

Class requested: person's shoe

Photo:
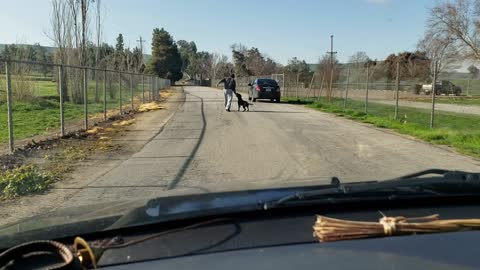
[227,109,231,112]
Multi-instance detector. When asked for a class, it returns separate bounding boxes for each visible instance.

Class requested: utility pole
[327,35,337,102]
[136,36,145,65]
[327,35,338,66]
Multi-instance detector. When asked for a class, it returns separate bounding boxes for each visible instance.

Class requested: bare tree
[349,51,371,65]
[417,30,460,78]
[428,0,480,60]
[211,53,226,83]
[211,53,233,84]
[48,0,95,103]
[94,0,102,101]
[80,0,92,66]
[316,54,340,98]
[47,0,73,100]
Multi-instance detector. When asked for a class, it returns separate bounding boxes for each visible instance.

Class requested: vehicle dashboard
[94,200,480,269]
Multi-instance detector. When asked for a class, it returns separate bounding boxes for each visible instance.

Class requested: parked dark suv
[248,78,281,103]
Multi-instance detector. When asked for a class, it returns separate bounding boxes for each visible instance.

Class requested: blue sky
[0,0,435,64]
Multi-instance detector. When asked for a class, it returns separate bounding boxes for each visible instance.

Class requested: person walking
[217,74,236,112]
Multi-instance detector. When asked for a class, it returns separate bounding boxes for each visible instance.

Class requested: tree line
[7,0,480,103]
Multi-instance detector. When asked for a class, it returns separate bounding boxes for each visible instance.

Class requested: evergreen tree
[147,28,182,83]
[114,33,125,70]
[115,34,124,52]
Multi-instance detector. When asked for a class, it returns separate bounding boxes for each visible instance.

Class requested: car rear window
[258,79,278,86]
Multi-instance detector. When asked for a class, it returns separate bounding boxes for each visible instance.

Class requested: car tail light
[276,86,280,92]
[255,85,261,91]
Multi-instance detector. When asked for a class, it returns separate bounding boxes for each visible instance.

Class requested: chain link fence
[0,59,170,153]
[237,60,480,130]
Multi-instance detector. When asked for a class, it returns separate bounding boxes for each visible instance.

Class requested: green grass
[34,80,57,97]
[401,96,480,106]
[283,96,480,158]
[0,80,152,143]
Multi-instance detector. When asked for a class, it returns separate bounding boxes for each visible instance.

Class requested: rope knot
[380,217,399,235]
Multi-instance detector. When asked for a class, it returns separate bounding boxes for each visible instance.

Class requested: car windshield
[1,0,480,243]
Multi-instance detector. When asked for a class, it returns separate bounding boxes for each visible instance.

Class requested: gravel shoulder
[369,99,480,115]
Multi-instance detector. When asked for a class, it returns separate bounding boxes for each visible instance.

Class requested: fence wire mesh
[236,60,480,133]
[0,59,170,153]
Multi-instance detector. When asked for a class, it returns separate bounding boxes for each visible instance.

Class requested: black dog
[236,93,252,112]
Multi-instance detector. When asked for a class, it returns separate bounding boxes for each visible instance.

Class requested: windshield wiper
[263,169,480,210]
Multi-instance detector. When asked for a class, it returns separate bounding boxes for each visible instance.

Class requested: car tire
[275,98,281,103]
[270,99,274,102]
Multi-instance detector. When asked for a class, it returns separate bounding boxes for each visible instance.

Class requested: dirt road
[3,86,480,225]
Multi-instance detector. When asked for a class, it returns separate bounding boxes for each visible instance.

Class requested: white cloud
[366,0,392,5]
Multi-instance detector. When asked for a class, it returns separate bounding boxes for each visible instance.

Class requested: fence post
[296,72,299,98]
[430,60,438,129]
[155,77,159,100]
[119,72,123,115]
[394,61,400,120]
[58,65,65,136]
[103,69,107,121]
[318,71,326,101]
[152,77,155,100]
[130,73,134,111]
[5,61,14,153]
[365,64,370,114]
[155,77,157,100]
[156,78,158,98]
[142,75,145,103]
[307,73,315,99]
[328,65,335,103]
[149,76,152,102]
[467,79,470,96]
[83,68,88,130]
[343,66,350,109]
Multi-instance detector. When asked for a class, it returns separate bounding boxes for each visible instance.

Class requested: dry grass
[112,119,136,127]
[138,102,164,112]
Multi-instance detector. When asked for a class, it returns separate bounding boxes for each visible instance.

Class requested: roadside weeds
[0,89,177,200]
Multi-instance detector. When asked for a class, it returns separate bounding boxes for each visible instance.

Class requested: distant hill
[440,71,472,80]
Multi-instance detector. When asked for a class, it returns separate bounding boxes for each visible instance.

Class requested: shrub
[0,165,52,198]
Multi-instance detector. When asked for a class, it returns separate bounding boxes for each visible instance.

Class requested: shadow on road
[163,99,222,104]
[248,110,306,113]
[282,100,315,105]
[167,93,207,190]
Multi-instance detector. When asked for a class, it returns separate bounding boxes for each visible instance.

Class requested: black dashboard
[102,235,478,270]
[92,201,480,269]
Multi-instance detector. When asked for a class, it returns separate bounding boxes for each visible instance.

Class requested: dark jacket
[218,78,236,92]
